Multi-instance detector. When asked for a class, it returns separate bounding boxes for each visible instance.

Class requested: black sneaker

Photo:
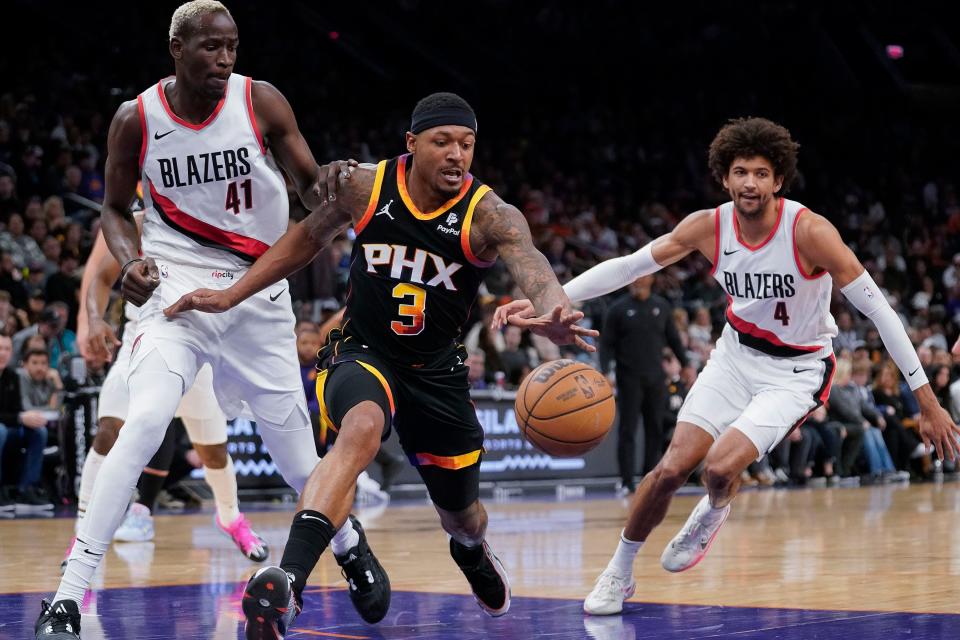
[242,566,300,640]
[334,514,391,623]
[450,538,511,617]
[16,486,55,514]
[0,486,15,518]
[35,599,81,639]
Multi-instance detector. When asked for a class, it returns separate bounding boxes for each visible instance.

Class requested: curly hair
[708,117,800,193]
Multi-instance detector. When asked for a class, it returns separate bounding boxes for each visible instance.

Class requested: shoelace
[45,611,78,634]
[594,572,628,596]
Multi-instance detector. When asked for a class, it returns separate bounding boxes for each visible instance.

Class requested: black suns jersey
[340,154,494,367]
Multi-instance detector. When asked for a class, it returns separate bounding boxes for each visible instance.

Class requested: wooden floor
[4,482,960,616]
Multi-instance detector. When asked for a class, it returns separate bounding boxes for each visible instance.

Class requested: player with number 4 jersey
[495,117,960,616]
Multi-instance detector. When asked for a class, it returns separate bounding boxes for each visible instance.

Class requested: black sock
[450,538,484,567]
[280,510,336,598]
[137,424,177,511]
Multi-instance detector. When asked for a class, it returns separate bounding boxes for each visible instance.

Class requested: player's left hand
[164,288,234,316]
[918,404,960,462]
[515,304,599,352]
[491,298,536,329]
[315,159,358,207]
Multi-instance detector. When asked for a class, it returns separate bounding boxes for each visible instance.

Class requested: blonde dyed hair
[169,0,231,40]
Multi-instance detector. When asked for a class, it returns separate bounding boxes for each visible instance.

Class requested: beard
[735,194,767,220]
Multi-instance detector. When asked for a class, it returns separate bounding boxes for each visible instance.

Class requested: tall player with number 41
[496,117,960,616]
[36,3,380,639]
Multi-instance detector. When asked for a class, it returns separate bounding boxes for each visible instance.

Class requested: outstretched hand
[491,298,536,330]
[505,304,598,352]
[918,403,960,462]
[164,288,235,317]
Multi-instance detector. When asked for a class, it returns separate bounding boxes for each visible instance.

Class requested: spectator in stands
[466,350,487,390]
[0,172,20,220]
[872,360,926,472]
[43,196,68,237]
[0,336,54,512]
[12,303,76,368]
[0,290,27,337]
[43,251,80,327]
[600,275,690,493]
[498,325,534,387]
[0,213,44,269]
[834,310,861,353]
[19,348,63,412]
[852,360,908,481]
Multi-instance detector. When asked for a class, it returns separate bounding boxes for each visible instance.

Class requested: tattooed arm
[164,165,375,315]
[470,191,598,350]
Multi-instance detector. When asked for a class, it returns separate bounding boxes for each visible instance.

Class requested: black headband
[410,107,478,135]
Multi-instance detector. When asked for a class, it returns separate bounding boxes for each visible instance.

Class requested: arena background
[2,0,959,497]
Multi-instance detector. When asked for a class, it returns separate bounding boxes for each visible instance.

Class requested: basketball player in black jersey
[167,92,597,635]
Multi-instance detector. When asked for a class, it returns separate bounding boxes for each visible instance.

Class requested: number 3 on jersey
[774,301,790,326]
[392,283,426,335]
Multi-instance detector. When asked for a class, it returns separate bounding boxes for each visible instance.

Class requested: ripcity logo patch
[211,270,235,280]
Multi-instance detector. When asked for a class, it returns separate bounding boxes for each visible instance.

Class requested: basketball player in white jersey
[69,217,268,561]
[495,117,960,615]
[35,3,384,638]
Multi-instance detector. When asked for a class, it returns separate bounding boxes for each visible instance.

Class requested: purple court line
[4,583,958,639]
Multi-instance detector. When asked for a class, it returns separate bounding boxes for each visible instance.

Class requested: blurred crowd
[2,0,960,507]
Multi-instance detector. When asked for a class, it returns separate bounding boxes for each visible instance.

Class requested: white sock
[606,530,643,577]
[56,532,110,604]
[77,450,106,525]
[204,455,241,526]
[330,518,360,555]
[53,353,185,605]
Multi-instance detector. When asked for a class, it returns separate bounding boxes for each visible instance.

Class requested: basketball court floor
[3,483,959,639]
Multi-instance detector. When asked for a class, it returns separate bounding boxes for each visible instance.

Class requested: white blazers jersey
[711,198,837,359]
[137,74,288,269]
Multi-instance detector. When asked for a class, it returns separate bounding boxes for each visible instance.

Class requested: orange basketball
[515,359,615,457]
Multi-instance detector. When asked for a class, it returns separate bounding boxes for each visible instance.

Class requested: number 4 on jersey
[225,178,253,214]
[774,301,790,326]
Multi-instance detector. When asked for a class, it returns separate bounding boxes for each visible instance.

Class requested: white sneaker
[355,471,390,505]
[660,495,729,572]
[583,570,636,615]
[113,503,155,542]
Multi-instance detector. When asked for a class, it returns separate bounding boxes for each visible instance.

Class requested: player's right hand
[164,288,234,316]
[86,318,121,363]
[122,257,161,306]
[491,298,536,329]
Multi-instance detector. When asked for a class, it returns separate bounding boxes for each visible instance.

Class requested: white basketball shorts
[128,260,306,429]
[677,326,836,458]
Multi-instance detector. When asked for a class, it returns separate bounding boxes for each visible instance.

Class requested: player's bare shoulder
[107,99,142,158]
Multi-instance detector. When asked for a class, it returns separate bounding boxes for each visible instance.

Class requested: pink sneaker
[215,513,269,562]
[60,537,76,575]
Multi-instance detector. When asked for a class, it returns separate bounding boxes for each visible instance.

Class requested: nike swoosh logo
[300,513,330,525]
[909,366,920,376]
[82,548,104,557]
[269,289,285,302]
[793,367,814,373]
[723,249,740,255]
[154,130,175,140]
